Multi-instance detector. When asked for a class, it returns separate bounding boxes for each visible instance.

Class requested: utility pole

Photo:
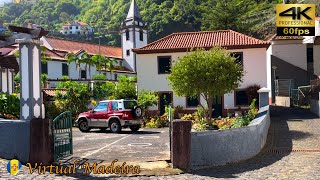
[94,36,102,74]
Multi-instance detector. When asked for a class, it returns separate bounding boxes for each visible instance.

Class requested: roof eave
[133,44,271,54]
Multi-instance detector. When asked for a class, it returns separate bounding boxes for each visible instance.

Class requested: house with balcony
[60,22,94,35]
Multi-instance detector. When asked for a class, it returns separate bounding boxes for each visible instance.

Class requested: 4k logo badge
[276,4,315,36]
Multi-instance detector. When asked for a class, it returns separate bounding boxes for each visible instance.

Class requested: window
[77,32,80,35]
[126,50,130,56]
[81,70,86,79]
[158,56,171,74]
[94,102,109,112]
[69,26,72,30]
[62,63,68,76]
[126,30,129,40]
[41,62,48,74]
[76,26,79,29]
[124,101,138,109]
[231,52,243,66]
[186,96,199,107]
[114,74,118,81]
[307,47,313,63]
[235,90,249,106]
[112,101,119,111]
[69,31,72,34]
[139,30,143,41]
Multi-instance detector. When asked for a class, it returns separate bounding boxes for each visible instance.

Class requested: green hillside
[0,0,319,46]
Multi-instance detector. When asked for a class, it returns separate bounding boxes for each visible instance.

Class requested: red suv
[76,99,143,133]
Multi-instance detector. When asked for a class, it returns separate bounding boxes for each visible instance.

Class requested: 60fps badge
[276,4,315,36]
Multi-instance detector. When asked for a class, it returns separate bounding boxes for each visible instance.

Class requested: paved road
[72,127,170,162]
[114,106,320,180]
[1,106,320,179]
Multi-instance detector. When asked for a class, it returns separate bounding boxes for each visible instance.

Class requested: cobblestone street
[1,106,320,179]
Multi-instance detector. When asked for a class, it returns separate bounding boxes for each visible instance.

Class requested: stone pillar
[17,39,44,120]
[171,120,192,170]
[258,87,271,109]
[1,67,8,94]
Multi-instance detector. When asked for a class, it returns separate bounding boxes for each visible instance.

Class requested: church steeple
[126,0,141,20]
[120,0,148,73]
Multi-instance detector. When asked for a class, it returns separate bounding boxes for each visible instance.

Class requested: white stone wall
[313,45,320,76]
[269,41,307,71]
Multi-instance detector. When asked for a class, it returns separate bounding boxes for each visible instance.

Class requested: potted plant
[174,105,184,119]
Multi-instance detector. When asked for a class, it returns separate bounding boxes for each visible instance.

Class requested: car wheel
[129,125,140,132]
[109,120,121,133]
[133,106,143,119]
[79,120,91,132]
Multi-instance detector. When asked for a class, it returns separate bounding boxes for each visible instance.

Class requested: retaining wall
[310,99,320,117]
[0,120,30,163]
[190,105,270,169]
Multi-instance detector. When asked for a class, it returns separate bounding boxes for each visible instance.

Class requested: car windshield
[123,101,137,109]
[94,102,109,112]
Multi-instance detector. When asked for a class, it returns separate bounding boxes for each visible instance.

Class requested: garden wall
[0,120,30,163]
[190,105,270,169]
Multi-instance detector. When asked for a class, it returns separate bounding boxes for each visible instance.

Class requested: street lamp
[272,66,277,80]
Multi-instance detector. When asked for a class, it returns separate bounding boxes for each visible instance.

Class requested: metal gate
[52,111,73,162]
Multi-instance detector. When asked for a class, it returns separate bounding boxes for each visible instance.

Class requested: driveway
[71,127,170,162]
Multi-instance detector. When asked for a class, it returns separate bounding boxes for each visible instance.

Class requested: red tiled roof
[43,88,67,97]
[63,22,89,26]
[267,34,304,42]
[0,56,19,72]
[44,49,67,60]
[133,30,270,54]
[102,66,135,74]
[46,37,122,59]
[0,46,16,56]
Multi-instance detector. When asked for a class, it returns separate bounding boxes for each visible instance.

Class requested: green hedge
[0,93,20,119]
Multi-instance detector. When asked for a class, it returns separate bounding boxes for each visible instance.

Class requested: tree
[91,55,115,74]
[167,47,244,122]
[92,74,108,100]
[114,75,137,100]
[137,90,159,111]
[67,53,81,79]
[55,81,90,122]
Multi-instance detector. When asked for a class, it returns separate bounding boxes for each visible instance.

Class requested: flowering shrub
[144,114,169,128]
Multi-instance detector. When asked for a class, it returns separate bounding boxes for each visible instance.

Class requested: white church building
[0,0,146,89]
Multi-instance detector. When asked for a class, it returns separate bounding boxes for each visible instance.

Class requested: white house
[133,30,271,117]
[60,22,94,35]
[267,17,320,103]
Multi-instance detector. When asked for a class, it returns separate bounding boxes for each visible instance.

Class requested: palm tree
[92,55,116,75]
[78,52,92,79]
[91,54,103,74]
[67,53,81,79]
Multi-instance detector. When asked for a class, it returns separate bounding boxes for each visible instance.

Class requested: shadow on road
[86,129,161,135]
[189,106,314,178]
